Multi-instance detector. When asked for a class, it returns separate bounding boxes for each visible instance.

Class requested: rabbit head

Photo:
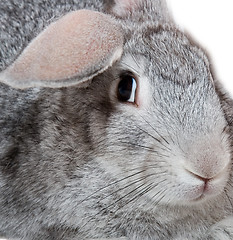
[0,0,232,239]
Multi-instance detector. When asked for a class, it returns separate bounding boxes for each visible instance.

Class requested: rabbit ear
[112,0,143,16]
[0,10,123,89]
[112,0,170,21]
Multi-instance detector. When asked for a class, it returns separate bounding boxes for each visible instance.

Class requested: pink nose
[183,135,231,180]
[186,169,212,183]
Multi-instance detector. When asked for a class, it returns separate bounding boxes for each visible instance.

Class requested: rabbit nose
[184,160,230,182]
[182,134,231,180]
[185,168,213,183]
[195,155,229,180]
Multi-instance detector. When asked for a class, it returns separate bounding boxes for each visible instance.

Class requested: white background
[168,0,233,96]
[0,1,232,240]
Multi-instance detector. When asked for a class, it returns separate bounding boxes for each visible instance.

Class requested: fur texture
[0,0,233,240]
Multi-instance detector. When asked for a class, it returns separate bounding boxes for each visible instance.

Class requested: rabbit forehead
[122,27,209,88]
[125,25,210,83]
[121,27,225,135]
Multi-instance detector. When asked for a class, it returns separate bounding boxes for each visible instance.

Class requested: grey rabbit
[0,0,233,239]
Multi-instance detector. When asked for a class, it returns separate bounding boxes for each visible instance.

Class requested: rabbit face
[87,25,231,209]
[0,1,232,239]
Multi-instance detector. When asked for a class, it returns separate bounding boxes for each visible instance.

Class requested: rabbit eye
[117,72,137,104]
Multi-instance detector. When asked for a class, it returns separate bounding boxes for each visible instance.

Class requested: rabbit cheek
[139,126,231,206]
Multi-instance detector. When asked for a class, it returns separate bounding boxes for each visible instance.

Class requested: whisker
[136,125,174,155]
[152,187,168,206]
[118,141,169,158]
[80,180,150,229]
[122,172,169,208]
[77,169,150,205]
[122,164,167,173]
[96,181,150,213]
[80,170,169,231]
[136,112,171,148]
[113,182,155,214]
[144,107,177,147]
[95,172,161,205]
[107,178,169,222]
[141,181,175,210]
[146,178,168,204]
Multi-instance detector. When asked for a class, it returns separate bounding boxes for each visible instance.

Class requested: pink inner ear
[4,9,123,84]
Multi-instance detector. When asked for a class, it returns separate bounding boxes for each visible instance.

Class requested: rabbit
[0,0,233,239]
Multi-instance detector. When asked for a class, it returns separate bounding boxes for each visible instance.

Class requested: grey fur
[1,0,233,240]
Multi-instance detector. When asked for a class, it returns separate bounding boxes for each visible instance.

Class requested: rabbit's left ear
[111,0,170,22]
[0,10,123,89]
[112,0,143,16]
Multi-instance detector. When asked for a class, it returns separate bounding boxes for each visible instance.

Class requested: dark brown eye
[117,73,137,103]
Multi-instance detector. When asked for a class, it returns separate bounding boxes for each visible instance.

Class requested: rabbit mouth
[178,163,230,204]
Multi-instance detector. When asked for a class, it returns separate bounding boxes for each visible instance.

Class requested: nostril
[194,173,211,183]
[195,176,211,191]
[184,160,230,183]
[185,169,212,183]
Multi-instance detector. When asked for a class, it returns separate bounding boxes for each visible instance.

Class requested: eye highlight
[117,72,138,104]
